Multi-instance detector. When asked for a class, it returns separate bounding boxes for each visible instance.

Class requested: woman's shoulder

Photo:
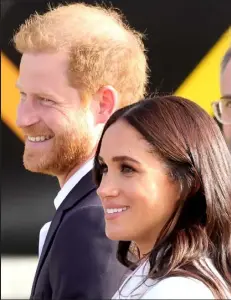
[143,276,214,299]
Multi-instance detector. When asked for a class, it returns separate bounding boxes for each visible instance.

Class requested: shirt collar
[54,158,94,210]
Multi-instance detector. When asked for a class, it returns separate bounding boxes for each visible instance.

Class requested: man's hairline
[221,47,231,75]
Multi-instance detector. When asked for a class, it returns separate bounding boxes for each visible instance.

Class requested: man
[213,47,231,150]
[14,3,148,299]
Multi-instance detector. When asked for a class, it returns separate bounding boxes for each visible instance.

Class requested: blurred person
[14,2,148,299]
[212,47,231,151]
[94,96,231,299]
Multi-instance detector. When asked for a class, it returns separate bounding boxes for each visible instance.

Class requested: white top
[112,259,230,299]
[38,159,94,257]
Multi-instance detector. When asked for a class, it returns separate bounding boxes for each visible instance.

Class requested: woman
[93,96,231,299]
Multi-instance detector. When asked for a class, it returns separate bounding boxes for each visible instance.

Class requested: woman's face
[221,59,231,151]
[97,120,180,254]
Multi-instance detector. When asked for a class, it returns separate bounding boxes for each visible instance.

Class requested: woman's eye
[19,92,26,100]
[99,163,108,175]
[121,164,135,174]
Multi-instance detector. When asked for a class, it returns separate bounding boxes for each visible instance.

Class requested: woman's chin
[105,229,130,241]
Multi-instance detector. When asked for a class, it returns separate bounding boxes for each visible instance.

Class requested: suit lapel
[31,171,96,296]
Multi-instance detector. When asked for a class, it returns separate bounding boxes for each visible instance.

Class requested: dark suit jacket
[31,171,126,300]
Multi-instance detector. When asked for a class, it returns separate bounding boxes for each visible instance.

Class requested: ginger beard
[23,117,95,176]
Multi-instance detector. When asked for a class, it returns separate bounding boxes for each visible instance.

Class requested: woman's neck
[135,240,155,258]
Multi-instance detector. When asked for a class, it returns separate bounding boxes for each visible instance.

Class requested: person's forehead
[20,52,68,73]
[221,59,231,96]
[100,121,145,155]
[102,121,139,145]
[18,52,70,91]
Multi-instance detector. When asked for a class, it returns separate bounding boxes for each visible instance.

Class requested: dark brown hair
[93,96,231,298]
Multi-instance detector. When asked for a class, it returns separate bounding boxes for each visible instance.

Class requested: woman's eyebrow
[112,155,141,165]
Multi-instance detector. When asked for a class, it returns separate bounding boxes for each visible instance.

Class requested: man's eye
[121,164,135,174]
[40,97,54,104]
[225,99,231,108]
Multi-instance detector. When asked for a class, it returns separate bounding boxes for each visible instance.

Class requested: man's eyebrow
[15,83,57,98]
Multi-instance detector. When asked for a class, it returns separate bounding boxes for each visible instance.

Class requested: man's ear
[94,86,118,124]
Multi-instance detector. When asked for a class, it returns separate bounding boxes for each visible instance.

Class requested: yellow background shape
[175,29,231,115]
[1,53,23,140]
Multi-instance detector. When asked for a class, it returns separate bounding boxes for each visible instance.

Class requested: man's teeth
[28,136,52,142]
[106,207,128,214]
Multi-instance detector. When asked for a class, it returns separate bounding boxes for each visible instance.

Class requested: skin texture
[97,120,180,256]
[220,59,231,151]
[16,52,117,186]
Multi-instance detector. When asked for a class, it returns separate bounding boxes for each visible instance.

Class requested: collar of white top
[54,158,94,210]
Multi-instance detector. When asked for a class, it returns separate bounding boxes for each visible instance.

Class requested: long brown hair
[93,96,231,298]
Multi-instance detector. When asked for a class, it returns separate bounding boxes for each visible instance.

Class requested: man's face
[220,59,231,151]
[16,52,97,176]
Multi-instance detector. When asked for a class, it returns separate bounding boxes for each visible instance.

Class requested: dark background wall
[1,0,231,255]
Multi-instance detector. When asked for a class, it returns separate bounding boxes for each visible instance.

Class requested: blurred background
[1,0,231,298]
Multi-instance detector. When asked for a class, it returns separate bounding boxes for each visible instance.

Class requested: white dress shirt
[112,258,230,299]
[38,159,94,258]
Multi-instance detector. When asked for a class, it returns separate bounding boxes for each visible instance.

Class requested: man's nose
[16,100,40,128]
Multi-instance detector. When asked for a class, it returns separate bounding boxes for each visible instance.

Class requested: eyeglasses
[212,97,231,125]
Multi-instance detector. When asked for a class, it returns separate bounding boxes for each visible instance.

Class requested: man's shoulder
[61,188,104,229]
[52,198,106,251]
[67,171,100,206]
[68,183,102,211]
[55,175,105,239]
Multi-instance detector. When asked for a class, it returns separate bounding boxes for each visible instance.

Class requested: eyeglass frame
[211,95,231,125]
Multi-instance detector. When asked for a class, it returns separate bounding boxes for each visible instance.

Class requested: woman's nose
[97,177,119,200]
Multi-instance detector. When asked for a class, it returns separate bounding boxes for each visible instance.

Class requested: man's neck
[57,156,94,188]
